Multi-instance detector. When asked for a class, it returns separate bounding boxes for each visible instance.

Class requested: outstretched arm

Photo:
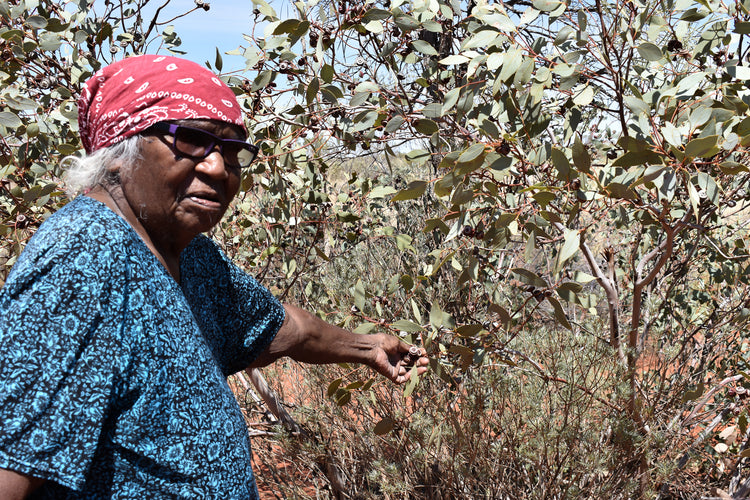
[0,469,44,500]
[249,304,428,384]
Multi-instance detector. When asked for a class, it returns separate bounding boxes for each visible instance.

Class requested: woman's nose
[195,148,229,179]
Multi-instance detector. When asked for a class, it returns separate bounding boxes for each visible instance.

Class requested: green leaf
[273,19,303,35]
[463,29,501,49]
[396,233,413,250]
[349,92,370,106]
[25,15,48,29]
[685,135,719,158]
[252,70,273,92]
[327,378,343,398]
[362,8,392,21]
[414,118,439,135]
[0,112,21,128]
[695,172,720,204]
[605,182,638,200]
[401,274,414,291]
[456,324,485,337]
[404,368,419,397]
[533,0,563,11]
[637,42,663,61]
[534,191,556,207]
[405,149,431,163]
[335,390,351,406]
[354,81,379,93]
[57,144,79,155]
[547,295,572,330]
[572,137,591,173]
[392,180,428,201]
[306,77,319,105]
[554,26,574,46]
[631,166,668,189]
[411,39,438,56]
[369,186,398,199]
[680,8,707,22]
[572,85,594,106]
[662,122,682,148]
[479,119,500,140]
[422,103,443,119]
[719,161,749,174]
[511,268,548,288]
[430,302,447,329]
[354,279,366,311]
[391,320,425,332]
[443,88,461,113]
[38,32,62,51]
[439,54,471,65]
[624,96,649,116]
[557,282,582,302]
[374,417,396,435]
[214,48,223,72]
[394,14,420,31]
[321,64,334,84]
[681,383,705,403]
[555,229,580,274]
[364,20,384,34]
[354,322,377,334]
[385,115,405,133]
[457,143,485,164]
[551,148,573,180]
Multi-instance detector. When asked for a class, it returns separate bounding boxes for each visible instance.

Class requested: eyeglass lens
[157,123,258,167]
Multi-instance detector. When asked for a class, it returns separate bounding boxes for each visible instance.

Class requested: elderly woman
[0,55,427,499]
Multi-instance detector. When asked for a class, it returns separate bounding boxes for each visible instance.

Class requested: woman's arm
[0,469,44,500]
[249,304,428,384]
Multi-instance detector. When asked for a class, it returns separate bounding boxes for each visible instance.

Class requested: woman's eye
[181,130,212,147]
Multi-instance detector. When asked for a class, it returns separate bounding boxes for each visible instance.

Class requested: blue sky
[142,0,260,72]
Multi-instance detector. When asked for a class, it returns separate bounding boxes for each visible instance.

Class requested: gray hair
[63,135,143,197]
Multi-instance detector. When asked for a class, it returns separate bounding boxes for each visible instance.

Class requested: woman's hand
[369,333,429,384]
[0,469,44,500]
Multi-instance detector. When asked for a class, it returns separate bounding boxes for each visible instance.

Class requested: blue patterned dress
[0,196,285,498]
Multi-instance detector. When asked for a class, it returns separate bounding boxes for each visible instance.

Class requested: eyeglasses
[150,122,259,168]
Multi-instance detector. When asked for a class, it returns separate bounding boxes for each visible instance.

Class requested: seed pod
[666,39,683,52]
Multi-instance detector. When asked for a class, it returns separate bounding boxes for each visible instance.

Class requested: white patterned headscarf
[78,54,246,154]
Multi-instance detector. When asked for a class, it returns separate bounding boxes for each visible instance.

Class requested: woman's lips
[185,194,222,209]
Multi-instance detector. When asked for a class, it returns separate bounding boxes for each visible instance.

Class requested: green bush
[5,0,750,496]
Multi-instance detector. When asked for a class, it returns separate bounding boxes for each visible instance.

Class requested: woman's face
[119,119,244,249]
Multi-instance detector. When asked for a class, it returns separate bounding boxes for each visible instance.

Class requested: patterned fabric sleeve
[179,235,285,376]
[0,216,132,490]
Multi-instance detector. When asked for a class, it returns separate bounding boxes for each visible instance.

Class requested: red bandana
[78,54,246,154]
